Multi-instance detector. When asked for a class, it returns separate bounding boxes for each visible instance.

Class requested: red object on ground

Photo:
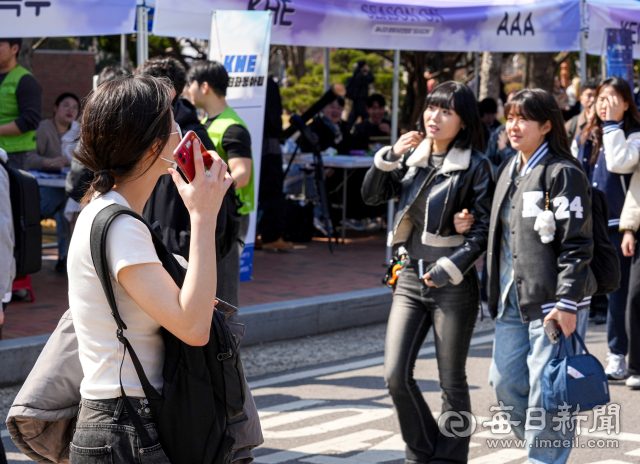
[12,275,35,302]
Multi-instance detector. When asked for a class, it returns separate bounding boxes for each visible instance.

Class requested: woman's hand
[454,209,474,234]
[391,131,424,157]
[543,308,577,338]
[169,138,233,221]
[622,230,636,257]
[46,156,69,170]
[423,274,438,287]
[497,130,509,151]
[605,94,625,122]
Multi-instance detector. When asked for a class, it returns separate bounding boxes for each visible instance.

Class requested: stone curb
[0,287,394,386]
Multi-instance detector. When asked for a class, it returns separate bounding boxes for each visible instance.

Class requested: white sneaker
[626,375,640,389]
[605,352,628,380]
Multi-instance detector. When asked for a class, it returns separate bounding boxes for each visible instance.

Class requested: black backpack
[541,164,620,296]
[0,157,42,276]
[590,189,621,295]
[90,204,246,463]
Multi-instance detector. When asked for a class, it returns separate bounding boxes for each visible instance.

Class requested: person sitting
[32,92,80,272]
[352,93,391,151]
[301,97,353,154]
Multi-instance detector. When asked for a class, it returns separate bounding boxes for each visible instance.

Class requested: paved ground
[2,232,387,339]
[4,317,640,463]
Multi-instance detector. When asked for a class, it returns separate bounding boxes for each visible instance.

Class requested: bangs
[504,98,536,122]
[424,84,455,111]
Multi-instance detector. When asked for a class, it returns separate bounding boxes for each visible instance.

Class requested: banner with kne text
[209,10,271,282]
[154,0,579,52]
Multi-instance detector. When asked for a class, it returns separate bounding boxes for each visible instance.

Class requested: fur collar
[405,138,471,174]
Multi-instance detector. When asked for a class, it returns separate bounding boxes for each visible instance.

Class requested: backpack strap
[90,204,169,449]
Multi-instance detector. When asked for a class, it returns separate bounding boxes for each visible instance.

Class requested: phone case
[173,130,213,182]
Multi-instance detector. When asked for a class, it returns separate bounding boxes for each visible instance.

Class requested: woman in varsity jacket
[362,81,493,464]
[486,89,596,464]
[572,76,640,381]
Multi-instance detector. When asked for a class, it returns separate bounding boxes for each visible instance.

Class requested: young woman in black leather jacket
[362,81,493,464]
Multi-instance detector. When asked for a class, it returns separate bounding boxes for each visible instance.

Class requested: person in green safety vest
[0,38,42,170]
[186,61,254,313]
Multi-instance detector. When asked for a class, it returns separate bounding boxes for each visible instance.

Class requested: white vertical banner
[209,10,271,282]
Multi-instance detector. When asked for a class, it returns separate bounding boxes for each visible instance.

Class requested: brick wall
[31,50,96,119]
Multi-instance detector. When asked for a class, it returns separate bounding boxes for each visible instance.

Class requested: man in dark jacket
[258,77,292,250]
[352,93,391,150]
[346,59,374,130]
[138,57,239,308]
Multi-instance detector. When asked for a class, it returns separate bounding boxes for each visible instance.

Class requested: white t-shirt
[68,191,164,399]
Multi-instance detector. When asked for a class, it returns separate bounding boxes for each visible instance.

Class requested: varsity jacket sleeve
[549,164,594,312]
[603,121,640,174]
[619,166,640,232]
[436,156,494,284]
[361,146,410,206]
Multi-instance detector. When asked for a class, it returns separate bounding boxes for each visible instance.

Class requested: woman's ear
[541,120,552,135]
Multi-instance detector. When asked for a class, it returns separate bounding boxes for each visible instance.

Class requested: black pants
[258,153,286,244]
[384,261,479,464]
[626,243,640,375]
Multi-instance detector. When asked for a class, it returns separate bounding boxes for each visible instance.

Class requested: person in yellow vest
[186,61,254,309]
[0,38,42,170]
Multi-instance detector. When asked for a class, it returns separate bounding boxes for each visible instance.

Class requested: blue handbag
[541,331,610,413]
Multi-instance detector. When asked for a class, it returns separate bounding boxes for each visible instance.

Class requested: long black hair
[504,88,581,169]
[417,81,485,152]
[580,76,640,163]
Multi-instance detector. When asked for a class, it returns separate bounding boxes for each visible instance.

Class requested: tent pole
[136,5,149,67]
[323,48,330,91]
[474,52,479,98]
[120,34,127,68]
[386,49,400,264]
[580,0,587,81]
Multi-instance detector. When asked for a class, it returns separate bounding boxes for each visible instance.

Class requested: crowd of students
[360,76,640,463]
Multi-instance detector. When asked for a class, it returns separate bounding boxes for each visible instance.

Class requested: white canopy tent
[587,0,640,60]
[153,0,582,259]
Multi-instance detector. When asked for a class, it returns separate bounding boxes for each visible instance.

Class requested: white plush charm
[534,209,556,244]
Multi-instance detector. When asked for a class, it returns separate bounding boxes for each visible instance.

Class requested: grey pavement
[3,316,640,463]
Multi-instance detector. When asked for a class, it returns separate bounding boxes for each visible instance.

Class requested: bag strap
[90,204,169,449]
[554,330,590,359]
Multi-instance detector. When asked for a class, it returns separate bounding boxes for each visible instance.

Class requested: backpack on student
[90,204,261,463]
[542,165,620,296]
[590,188,621,295]
[0,156,42,275]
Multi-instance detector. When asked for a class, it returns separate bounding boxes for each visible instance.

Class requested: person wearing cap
[0,38,42,170]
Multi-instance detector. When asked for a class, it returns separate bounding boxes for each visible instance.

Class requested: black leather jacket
[487,152,597,323]
[362,142,494,283]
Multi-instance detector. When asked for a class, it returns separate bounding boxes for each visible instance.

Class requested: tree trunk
[479,52,503,101]
[17,38,34,71]
[525,53,556,93]
[286,46,307,82]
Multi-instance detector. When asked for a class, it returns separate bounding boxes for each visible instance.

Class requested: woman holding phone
[486,89,595,463]
[574,77,640,381]
[362,81,493,464]
[66,75,232,462]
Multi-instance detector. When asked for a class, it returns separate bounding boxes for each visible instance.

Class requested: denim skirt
[69,397,171,464]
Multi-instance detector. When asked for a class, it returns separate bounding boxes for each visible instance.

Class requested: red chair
[12,275,35,302]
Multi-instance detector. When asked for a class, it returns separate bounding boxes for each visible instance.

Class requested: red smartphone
[173,130,213,182]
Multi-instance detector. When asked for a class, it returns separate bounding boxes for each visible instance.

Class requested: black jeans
[608,231,632,355]
[384,261,479,464]
[258,153,286,244]
[627,242,640,376]
[70,398,170,464]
